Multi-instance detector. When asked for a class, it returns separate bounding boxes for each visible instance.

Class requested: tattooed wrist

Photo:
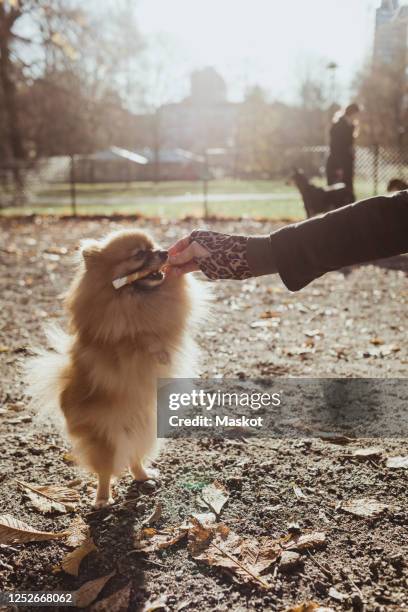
[189,230,252,280]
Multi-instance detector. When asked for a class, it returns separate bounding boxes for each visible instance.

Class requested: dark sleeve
[246,190,408,291]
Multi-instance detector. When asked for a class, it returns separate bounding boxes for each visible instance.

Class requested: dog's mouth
[112,249,168,291]
[142,270,164,281]
[131,269,165,289]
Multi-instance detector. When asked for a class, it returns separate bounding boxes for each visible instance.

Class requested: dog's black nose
[158,250,168,261]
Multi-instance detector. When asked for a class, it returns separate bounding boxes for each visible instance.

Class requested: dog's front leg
[94,472,113,508]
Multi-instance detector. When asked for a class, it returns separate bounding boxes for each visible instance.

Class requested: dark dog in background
[387,178,408,193]
[292,169,352,218]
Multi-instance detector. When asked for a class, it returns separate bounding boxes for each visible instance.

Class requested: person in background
[326,103,360,202]
[166,190,408,291]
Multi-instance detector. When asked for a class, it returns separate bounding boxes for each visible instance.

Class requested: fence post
[70,154,77,216]
[372,143,379,196]
[202,150,209,219]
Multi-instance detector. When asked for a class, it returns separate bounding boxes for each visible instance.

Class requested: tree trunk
[0,7,25,196]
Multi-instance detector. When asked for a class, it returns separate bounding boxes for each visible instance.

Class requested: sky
[136,0,400,103]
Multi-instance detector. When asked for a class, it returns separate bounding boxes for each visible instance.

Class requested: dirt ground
[0,215,407,612]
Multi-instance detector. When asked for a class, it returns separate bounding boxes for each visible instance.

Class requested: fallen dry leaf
[200,481,229,516]
[351,447,383,460]
[188,512,216,528]
[386,456,408,469]
[134,526,187,552]
[59,537,97,576]
[285,602,335,612]
[17,481,80,513]
[62,452,76,464]
[260,310,281,319]
[65,516,90,548]
[280,550,301,570]
[187,518,277,589]
[250,319,274,329]
[66,478,83,488]
[341,497,388,519]
[328,586,348,602]
[90,582,131,612]
[318,433,354,444]
[73,571,115,608]
[284,531,326,552]
[0,514,67,544]
[304,329,323,338]
[44,246,68,255]
[293,486,307,500]
[142,502,162,527]
[142,594,168,612]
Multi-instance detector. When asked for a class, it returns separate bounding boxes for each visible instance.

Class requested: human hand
[167,230,252,280]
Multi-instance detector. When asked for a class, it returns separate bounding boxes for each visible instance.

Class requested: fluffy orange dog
[27,230,202,507]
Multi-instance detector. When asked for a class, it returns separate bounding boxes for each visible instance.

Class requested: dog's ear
[80,239,101,269]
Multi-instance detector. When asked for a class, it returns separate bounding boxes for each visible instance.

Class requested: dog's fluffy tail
[24,324,71,426]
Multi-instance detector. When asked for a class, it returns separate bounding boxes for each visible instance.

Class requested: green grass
[0,178,380,220]
[0,198,305,220]
[38,179,296,198]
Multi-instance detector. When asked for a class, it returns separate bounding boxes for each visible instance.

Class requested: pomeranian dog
[27,229,203,507]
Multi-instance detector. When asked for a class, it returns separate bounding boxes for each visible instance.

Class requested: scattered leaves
[260,310,281,319]
[200,481,229,516]
[188,512,216,528]
[17,481,80,513]
[73,572,115,608]
[293,485,307,500]
[0,514,67,544]
[142,502,162,527]
[90,583,131,612]
[341,497,388,519]
[62,452,76,464]
[351,447,383,460]
[280,550,301,571]
[134,527,187,552]
[386,456,408,469]
[187,518,279,589]
[59,537,97,576]
[286,603,335,612]
[318,432,354,444]
[304,329,323,338]
[65,516,90,548]
[328,586,348,602]
[142,595,168,612]
[284,531,326,552]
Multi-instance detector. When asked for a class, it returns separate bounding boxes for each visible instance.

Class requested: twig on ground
[306,551,333,580]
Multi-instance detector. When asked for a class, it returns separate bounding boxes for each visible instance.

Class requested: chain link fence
[1,144,407,216]
[281,144,407,194]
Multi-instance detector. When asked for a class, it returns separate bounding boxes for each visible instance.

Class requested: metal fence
[1,144,407,216]
[282,144,408,194]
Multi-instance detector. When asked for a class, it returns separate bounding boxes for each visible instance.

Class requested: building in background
[158,67,237,153]
[373,0,407,66]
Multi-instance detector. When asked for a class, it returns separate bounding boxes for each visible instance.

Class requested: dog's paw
[93,496,114,509]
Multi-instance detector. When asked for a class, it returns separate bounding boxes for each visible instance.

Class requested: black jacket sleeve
[246,190,408,291]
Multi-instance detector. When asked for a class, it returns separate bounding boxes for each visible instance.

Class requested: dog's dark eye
[134,250,147,259]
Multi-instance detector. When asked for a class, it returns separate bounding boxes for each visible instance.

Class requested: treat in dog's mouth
[113,266,165,289]
[134,270,164,284]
